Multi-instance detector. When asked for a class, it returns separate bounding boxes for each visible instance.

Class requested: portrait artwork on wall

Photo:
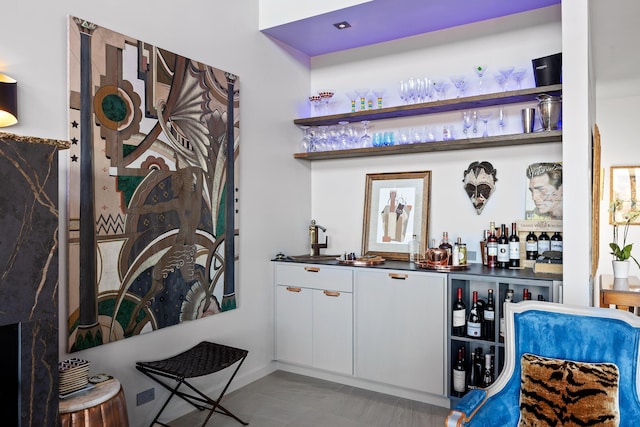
[525,162,563,220]
[361,171,431,261]
[67,16,240,351]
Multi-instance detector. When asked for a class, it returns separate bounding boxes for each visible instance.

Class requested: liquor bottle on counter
[457,237,467,265]
[482,230,490,266]
[538,231,551,255]
[481,353,494,388]
[409,234,420,263]
[538,294,545,301]
[484,289,495,341]
[508,222,520,268]
[499,289,514,343]
[497,224,509,268]
[467,291,482,338]
[523,288,531,300]
[452,347,467,397]
[452,240,460,266]
[550,231,563,252]
[452,288,466,337]
[439,232,453,265]
[525,230,538,260]
[487,222,498,268]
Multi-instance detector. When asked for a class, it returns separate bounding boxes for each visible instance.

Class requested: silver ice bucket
[536,94,562,131]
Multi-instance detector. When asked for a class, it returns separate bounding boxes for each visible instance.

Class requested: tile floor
[166,370,450,427]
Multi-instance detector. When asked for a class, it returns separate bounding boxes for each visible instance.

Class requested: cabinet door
[313,289,353,375]
[275,285,312,366]
[355,270,446,395]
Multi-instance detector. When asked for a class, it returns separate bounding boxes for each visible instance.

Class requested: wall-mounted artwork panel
[67,16,240,351]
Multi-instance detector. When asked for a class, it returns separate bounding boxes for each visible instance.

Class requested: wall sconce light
[0,74,18,127]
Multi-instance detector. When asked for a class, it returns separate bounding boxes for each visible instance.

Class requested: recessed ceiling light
[333,21,351,30]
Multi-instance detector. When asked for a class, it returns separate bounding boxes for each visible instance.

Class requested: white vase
[612,260,630,279]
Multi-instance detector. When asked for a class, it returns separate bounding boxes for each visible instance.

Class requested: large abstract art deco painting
[67,16,240,351]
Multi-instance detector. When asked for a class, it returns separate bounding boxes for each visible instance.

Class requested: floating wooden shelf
[293,130,562,160]
[293,84,562,127]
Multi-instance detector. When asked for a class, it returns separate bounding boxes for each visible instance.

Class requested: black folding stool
[136,341,249,426]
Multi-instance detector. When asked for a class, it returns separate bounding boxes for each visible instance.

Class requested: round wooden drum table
[59,379,129,427]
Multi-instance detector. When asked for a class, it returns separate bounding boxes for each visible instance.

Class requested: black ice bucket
[532,53,562,86]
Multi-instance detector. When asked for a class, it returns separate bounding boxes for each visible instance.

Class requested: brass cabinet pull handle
[323,290,340,297]
[388,273,408,280]
[286,287,302,292]
[304,266,320,272]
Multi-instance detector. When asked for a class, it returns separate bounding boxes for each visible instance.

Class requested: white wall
[304,8,563,262]
[259,0,372,29]
[1,1,311,425]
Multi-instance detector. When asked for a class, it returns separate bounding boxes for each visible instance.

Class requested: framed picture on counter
[361,171,431,261]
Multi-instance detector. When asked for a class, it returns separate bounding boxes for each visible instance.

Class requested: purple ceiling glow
[261,0,560,57]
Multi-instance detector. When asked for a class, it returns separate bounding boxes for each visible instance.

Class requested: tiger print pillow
[519,353,619,427]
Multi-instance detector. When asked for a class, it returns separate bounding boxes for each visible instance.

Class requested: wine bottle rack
[447,269,560,400]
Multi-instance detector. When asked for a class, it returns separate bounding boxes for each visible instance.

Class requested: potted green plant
[609,199,640,278]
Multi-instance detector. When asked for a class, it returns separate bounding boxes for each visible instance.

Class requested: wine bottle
[499,289,514,343]
[466,291,482,338]
[523,288,531,300]
[473,347,484,389]
[484,289,495,341]
[409,234,420,263]
[467,351,477,390]
[439,232,453,265]
[525,231,538,260]
[537,231,551,255]
[550,231,563,252]
[497,224,509,268]
[487,222,498,268]
[481,353,494,388]
[508,222,520,268]
[452,288,466,337]
[452,347,467,397]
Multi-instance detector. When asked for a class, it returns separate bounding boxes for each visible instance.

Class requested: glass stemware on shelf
[354,88,369,111]
[462,111,473,138]
[478,111,493,138]
[318,90,334,115]
[433,80,447,101]
[345,91,357,113]
[372,88,386,109]
[299,125,313,152]
[498,66,515,91]
[498,107,506,134]
[474,65,487,94]
[399,80,408,104]
[450,75,467,98]
[360,121,372,148]
[309,95,322,116]
[512,68,527,90]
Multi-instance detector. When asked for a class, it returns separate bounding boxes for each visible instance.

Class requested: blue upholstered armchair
[446,301,640,426]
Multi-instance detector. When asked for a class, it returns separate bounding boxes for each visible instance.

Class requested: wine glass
[345,91,357,113]
[423,77,433,101]
[450,75,467,98]
[355,88,369,111]
[512,68,527,90]
[337,121,352,149]
[472,111,479,135]
[372,88,386,109]
[407,77,417,103]
[498,66,515,91]
[462,111,473,138]
[498,107,506,134]
[360,121,372,148]
[478,111,493,137]
[318,90,334,115]
[474,65,488,94]
[399,80,408,105]
[299,125,312,152]
[308,95,322,116]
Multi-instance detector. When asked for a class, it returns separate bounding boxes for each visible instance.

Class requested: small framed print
[361,171,431,261]
[610,165,640,225]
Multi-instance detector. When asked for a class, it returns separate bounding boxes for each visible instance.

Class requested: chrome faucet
[309,219,328,256]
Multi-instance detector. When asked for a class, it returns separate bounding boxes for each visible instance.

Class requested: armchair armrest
[446,389,487,427]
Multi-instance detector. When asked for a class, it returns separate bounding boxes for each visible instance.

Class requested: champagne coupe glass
[498,107,506,134]
[318,90,334,115]
[359,121,372,148]
[512,68,527,90]
[355,88,369,111]
[372,88,386,109]
[474,65,487,94]
[450,75,467,98]
[478,111,493,138]
[309,95,322,116]
[462,111,473,138]
[345,91,357,113]
[498,66,515,91]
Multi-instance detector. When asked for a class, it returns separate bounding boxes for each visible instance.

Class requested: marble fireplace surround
[0,132,68,426]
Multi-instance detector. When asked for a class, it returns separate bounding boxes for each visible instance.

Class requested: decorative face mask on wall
[463,161,498,214]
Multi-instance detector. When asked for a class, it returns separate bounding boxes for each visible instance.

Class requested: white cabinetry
[354,269,446,395]
[275,263,353,375]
